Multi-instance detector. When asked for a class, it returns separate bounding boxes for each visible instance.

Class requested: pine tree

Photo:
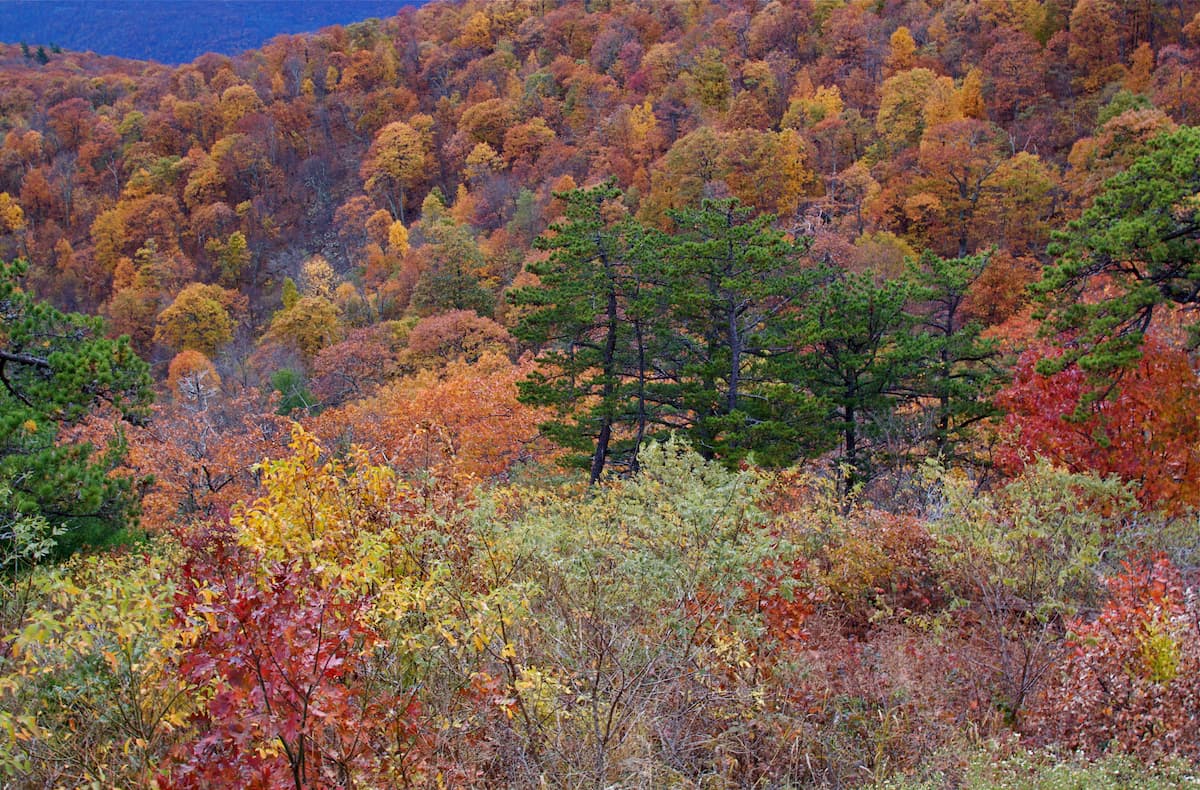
[793,270,928,491]
[1036,126,1200,405]
[908,250,1003,460]
[662,198,825,466]
[510,181,653,482]
[0,260,152,557]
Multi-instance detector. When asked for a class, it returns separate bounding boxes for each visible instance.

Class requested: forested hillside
[3,0,1200,786]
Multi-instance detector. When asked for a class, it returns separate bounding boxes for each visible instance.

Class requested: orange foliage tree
[311,352,554,489]
[125,387,290,533]
[402,309,515,368]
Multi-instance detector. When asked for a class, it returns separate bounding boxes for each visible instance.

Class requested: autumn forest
[3,0,1200,786]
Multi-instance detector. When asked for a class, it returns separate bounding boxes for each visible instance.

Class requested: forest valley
[3,0,1200,786]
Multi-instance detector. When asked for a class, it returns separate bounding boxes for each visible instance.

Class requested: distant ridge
[0,1,424,65]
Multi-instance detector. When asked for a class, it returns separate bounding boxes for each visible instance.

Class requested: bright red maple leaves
[1029,555,1200,760]
[997,338,1200,513]
[161,529,425,789]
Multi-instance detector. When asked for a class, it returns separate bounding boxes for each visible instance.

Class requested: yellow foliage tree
[876,67,942,153]
[455,10,492,50]
[959,67,987,120]
[263,295,342,361]
[388,219,410,257]
[923,74,964,127]
[885,26,917,75]
[1,545,193,786]
[361,117,432,222]
[299,253,337,299]
[0,192,25,233]
[154,282,237,357]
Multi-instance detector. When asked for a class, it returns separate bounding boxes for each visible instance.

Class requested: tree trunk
[590,250,620,484]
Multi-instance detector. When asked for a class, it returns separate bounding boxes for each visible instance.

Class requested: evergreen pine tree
[793,270,928,491]
[908,250,1002,460]
[662,198,825,466]
[510,181,652,482]
[0,260,152,557]
[1036,126,1200,407]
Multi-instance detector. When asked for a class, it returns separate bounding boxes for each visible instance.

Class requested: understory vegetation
[3,429,1199,786]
